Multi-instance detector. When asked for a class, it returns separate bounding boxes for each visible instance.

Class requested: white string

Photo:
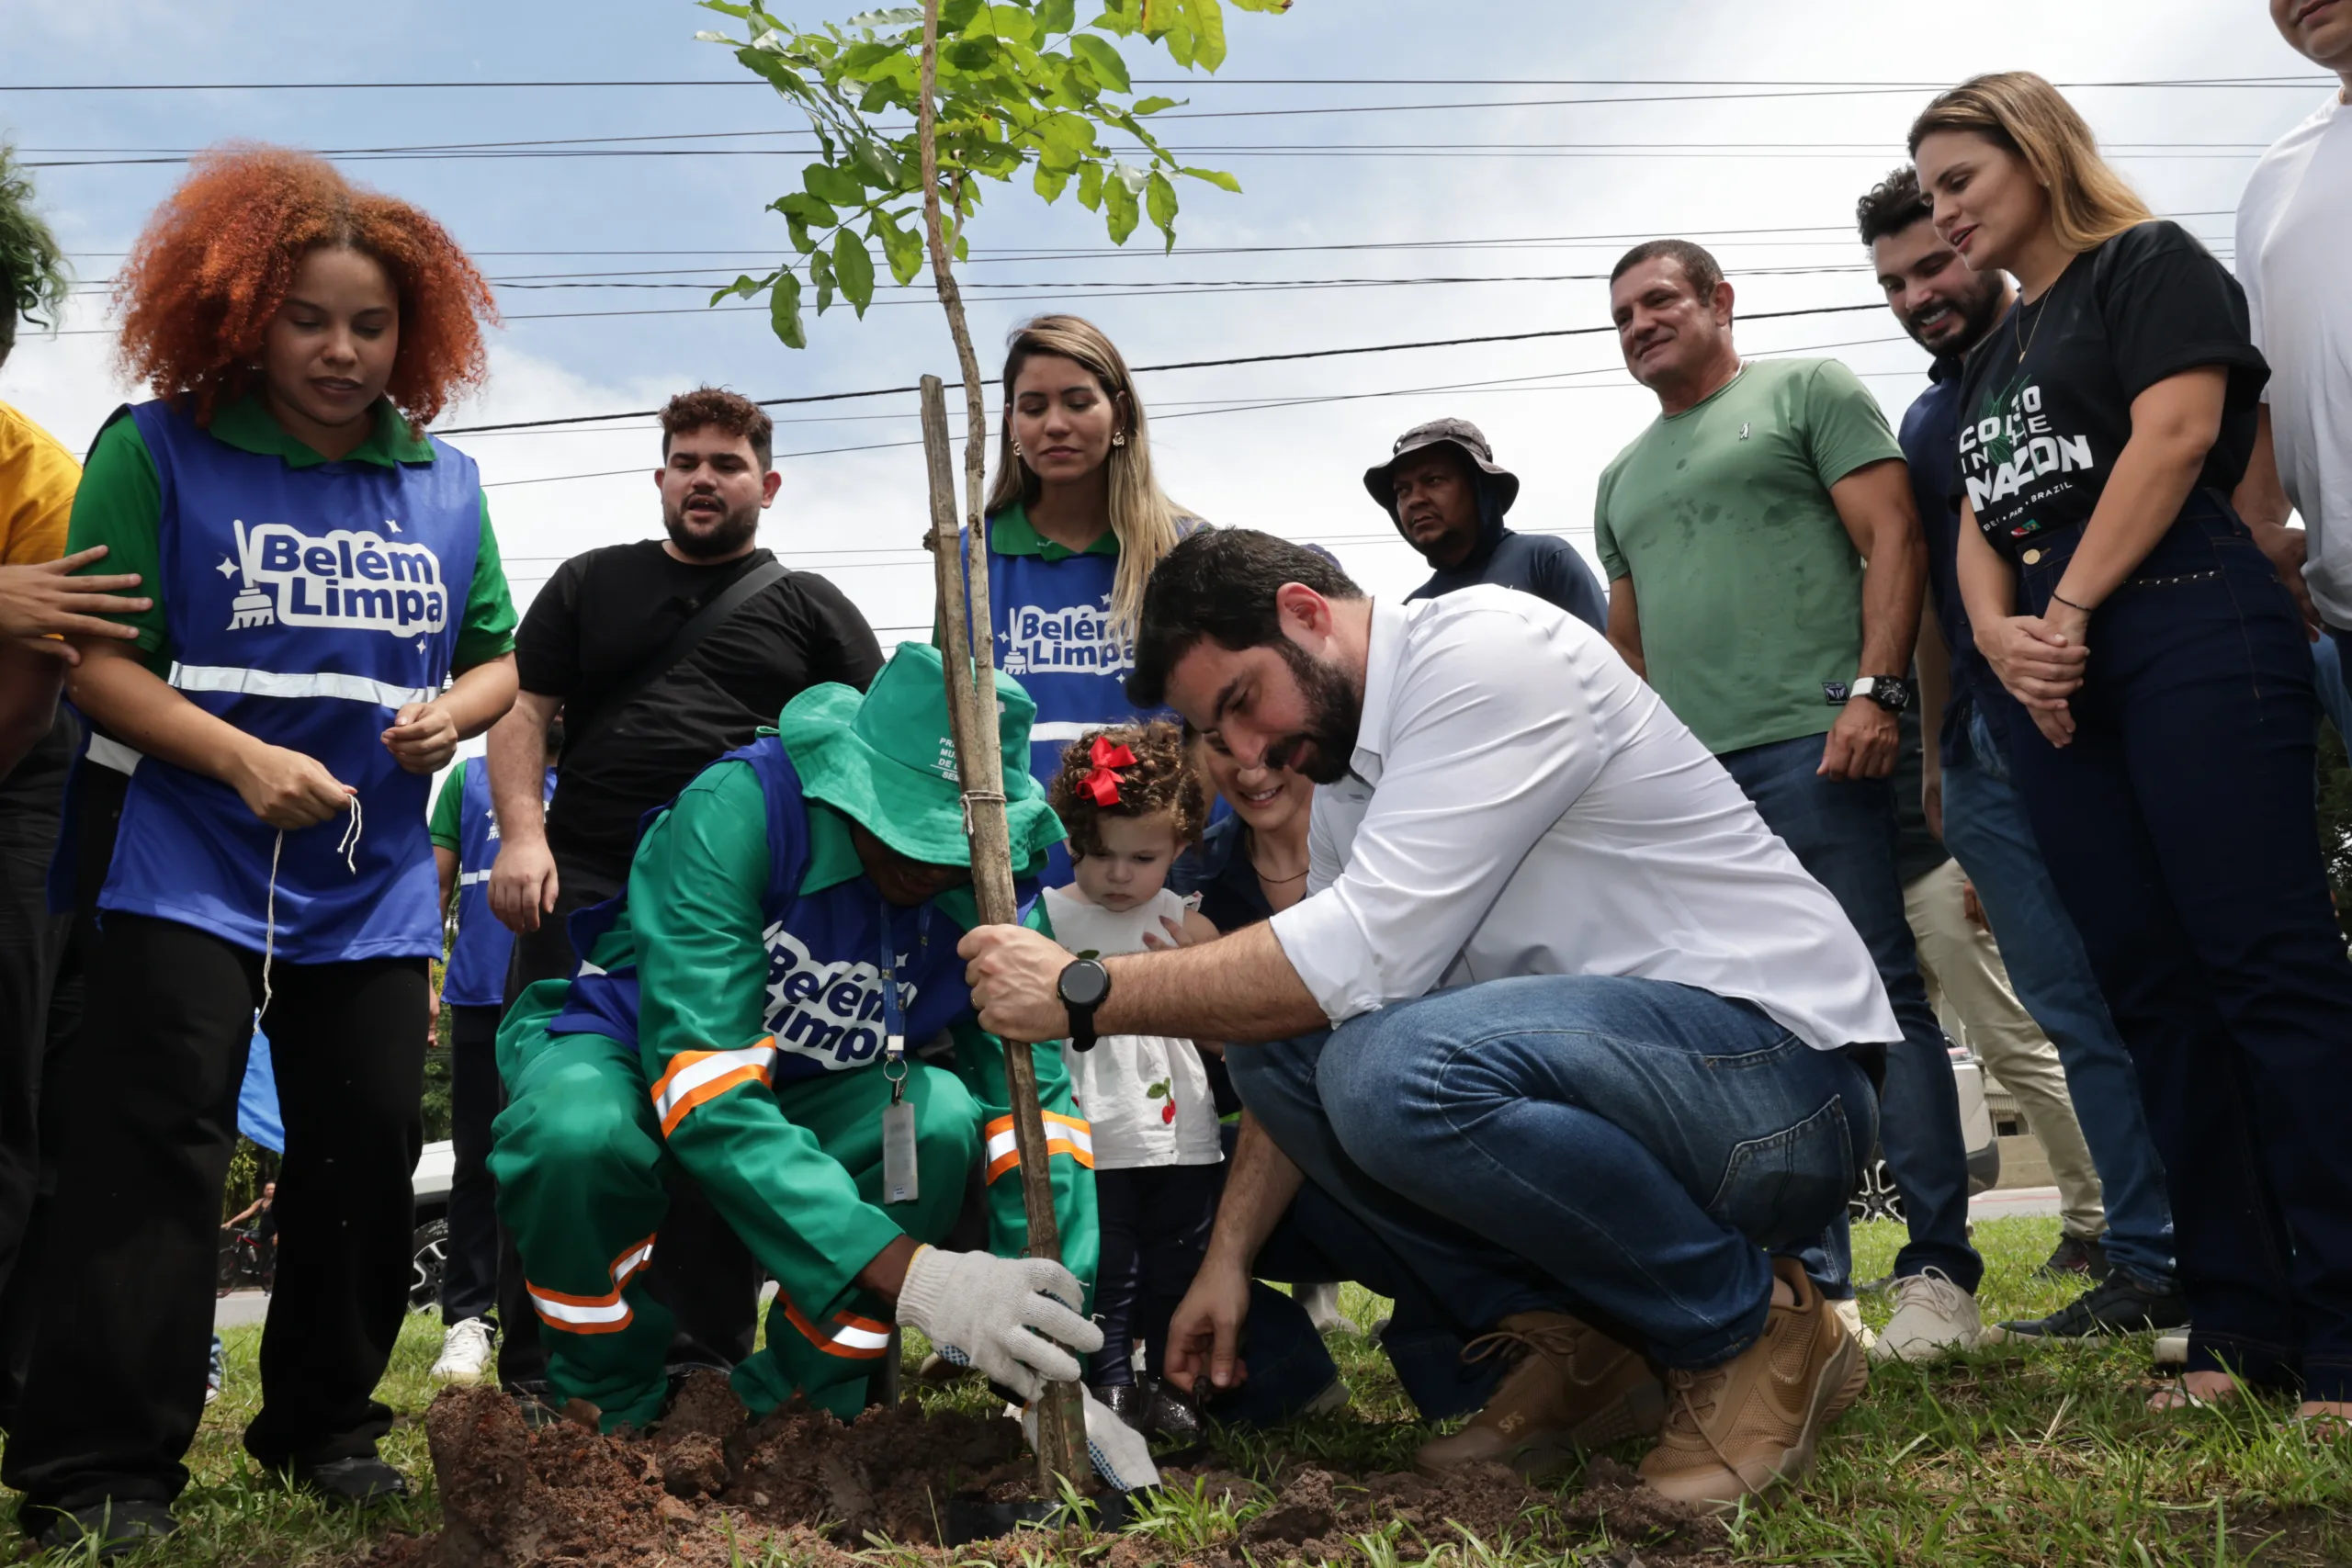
[259,795,362,1021]
[260,830,283,1018]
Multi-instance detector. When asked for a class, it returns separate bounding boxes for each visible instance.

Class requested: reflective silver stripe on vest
[85,734,143,775]
[458,869,492,886]
[1031,720,1114,743]
[167,663,437,709]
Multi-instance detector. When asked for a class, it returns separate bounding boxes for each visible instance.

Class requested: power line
[431,299,1888,436]
[0,73,2326,92]
[471,326,1919,488]
[61,216,2233,263]
[17,136,2278,171]
[64,260,1905,299]
[458,329,1910,442]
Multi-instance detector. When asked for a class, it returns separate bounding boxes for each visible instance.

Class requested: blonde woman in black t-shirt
[1916,72,2352,1432]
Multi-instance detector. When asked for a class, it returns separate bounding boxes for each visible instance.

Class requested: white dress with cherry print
[1041,886,1223,1170]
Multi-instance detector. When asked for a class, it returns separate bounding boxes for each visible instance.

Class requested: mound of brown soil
[371,1377,1726,1567]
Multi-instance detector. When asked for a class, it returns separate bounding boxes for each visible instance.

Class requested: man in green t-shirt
[1595,239,1985,1365]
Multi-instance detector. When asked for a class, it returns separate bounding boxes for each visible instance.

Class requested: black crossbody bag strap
[570,557,790,746]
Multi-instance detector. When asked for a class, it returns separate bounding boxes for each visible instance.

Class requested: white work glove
[896,1245,1102,1403]
[1019,1387,1163,1493]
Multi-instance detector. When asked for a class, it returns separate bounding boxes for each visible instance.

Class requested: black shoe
[1091,1378,1201,1440]
[2036,1234,2111,1283]
[1137,1377,1202,1441]
[29,1499,178,1559]
[288,1454,411,1506]
[1997,1272,2188,1340]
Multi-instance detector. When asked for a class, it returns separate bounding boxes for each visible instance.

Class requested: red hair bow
[1079,736,1136,806]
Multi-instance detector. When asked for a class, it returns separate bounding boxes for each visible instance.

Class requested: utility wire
[0,73,2326,92]
[455,330,1911,441]
[431,300,1889,436]
[62,215,2233,263]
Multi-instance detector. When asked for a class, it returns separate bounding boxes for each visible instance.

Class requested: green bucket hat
[778,640,1066,877]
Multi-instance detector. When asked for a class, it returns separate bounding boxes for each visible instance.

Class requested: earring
[1012,440,1023,457]
[1112,430,1127,448]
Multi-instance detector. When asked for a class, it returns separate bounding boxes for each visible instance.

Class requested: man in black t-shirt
[487,387,883,984]
[481,386,882,1387]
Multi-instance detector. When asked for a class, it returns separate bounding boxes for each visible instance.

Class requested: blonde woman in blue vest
[6,148,516,1553]
[951,315,1194,883]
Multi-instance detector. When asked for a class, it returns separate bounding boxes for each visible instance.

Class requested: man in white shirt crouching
[961,530,1897,1512]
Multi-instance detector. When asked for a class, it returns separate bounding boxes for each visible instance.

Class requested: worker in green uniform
[492,643,1114,1451]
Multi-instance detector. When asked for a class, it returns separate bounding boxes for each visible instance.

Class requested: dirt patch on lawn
[364,1378,1731,1567]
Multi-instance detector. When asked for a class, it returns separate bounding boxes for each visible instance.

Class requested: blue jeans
[2314,627,2352,746]
[1942,705,2177,1289]
[1716,733,1982,1292]
[1207,1172,1510,1426]
[2010,495,2352,1400]
[1227,975,1877,1371]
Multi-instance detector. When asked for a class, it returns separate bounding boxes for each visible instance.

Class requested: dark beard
[1906,274,2011,357]
[1262,640,1362,786]
[662,497,761,559]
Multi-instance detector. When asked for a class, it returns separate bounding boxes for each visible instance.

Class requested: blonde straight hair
[1907,72,2153,254]
[985,314,1191,638]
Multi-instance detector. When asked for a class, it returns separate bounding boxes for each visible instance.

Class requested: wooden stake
[917,8,1090,1492]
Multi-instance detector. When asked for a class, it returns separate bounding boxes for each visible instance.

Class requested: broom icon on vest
[227,520,277,630]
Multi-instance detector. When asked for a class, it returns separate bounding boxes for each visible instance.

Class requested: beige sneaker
[1869,1269,1982,1364]
[1414,1311,1666,1479]
[1832,1295,1877,1352]
[1637,1258,1867,1513]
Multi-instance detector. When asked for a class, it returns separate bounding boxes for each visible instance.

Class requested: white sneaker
[1297,1281,1363,1337]
[1868,1269,1982,1364]
[1832,1296,1878,1352]
[431,1317,496,1383]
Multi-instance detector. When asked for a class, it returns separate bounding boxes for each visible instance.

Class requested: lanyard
[876,901,928,1207]
[877,901,927,1106]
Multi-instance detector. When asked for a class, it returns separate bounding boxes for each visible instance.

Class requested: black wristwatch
[1057,957,1113,1054]
[1846,676,1911,713]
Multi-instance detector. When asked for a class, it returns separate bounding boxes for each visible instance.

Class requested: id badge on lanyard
[878,905,925,1205]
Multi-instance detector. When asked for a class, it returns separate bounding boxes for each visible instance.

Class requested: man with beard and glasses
[960,529,1899,1513]
[1859,168,2183,1342]
[482,386,882,1389]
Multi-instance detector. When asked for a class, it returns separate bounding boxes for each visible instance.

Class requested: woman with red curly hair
[5,146,516,1551]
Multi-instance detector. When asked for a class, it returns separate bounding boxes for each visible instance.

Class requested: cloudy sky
[2,0,2330,647]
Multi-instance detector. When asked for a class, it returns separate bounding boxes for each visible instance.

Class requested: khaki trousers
[1905,858,2106,1239]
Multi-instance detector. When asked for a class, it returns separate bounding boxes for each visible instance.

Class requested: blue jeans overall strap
[1227,975,1878,1372]
[1715,733,1983,1293]
[1942,705,2177,1289]
[2008,491,2352,1401]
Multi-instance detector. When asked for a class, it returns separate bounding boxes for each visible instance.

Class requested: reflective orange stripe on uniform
[982,1111,1095,1183]
[526,1235,656,1336]
[781,1297,893,1359]
[650,1039,777,1136]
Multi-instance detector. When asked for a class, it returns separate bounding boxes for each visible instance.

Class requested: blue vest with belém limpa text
[959,526,1132,795]
[549,738,1038,1084]
[100,400,482,963]
[441,758,556,1008]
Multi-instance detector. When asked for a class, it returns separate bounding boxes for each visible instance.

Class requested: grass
[3,1215,2346,1565]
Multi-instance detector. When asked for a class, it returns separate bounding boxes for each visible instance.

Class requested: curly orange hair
[114,144,497,427]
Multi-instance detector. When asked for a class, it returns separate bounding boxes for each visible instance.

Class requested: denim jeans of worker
[2008,494,2352,1402]
[1716,732,1982,1293]
[1942,705,2177,1290]
[1226,975,1878,1372]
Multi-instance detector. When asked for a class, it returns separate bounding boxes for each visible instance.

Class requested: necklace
[1249,850,1308,885]
[2013,293,2050,365]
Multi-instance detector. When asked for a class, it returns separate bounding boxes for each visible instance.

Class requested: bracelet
[2050,590,2094,614]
